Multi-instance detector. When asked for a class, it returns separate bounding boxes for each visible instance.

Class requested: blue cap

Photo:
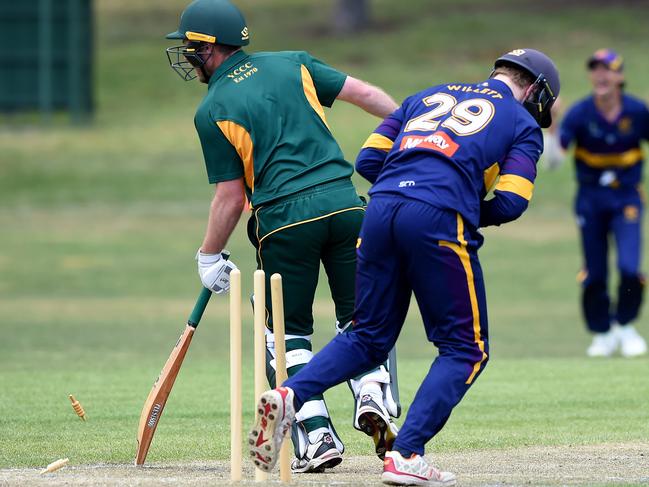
[587,49,623,72]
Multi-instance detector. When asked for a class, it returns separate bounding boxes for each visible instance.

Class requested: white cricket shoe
[586,330,618,357]
[615,324,648,357]
[290,431,343,473]
[381,451,456,486]
[248,387,295,472]
[355,391,399,459]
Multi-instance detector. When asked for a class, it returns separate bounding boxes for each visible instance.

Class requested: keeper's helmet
[493,48,560,128]
[165,0,249,81]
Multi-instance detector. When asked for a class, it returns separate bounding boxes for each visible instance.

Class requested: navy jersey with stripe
[560,94,649,187]
[356,78,543,229]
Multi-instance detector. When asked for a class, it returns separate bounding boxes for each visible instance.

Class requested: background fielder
[546,49,648,358]
[166,0,400,472]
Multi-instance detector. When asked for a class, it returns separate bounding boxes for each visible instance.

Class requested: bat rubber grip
[187,287,212,328]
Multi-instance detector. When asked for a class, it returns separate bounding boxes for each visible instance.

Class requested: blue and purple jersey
[560,94,649,187]
[356,78,543,229]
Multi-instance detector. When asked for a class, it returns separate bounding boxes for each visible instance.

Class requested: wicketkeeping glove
[541,131,564,171]
[196,249,238,294]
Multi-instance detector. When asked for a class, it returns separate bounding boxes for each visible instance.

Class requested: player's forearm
[480,192,529,227]
[485,154,536,226]
[337,76,398,118]
[201,180,246,254]
[355,117,400,182]
[356,148,386,183]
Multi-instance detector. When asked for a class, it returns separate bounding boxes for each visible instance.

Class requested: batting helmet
[166,0,250,47]
[494,48,560,128]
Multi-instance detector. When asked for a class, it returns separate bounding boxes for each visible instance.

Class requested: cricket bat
[135,286,212,465]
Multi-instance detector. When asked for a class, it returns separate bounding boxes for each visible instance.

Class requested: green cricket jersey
[194,49,353,208]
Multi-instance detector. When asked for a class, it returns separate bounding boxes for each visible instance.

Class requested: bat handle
[187,287,212,328]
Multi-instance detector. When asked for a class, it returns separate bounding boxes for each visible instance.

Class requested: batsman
[166,0,401,472]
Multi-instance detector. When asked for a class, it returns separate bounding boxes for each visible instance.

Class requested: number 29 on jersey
[405,93,495,136]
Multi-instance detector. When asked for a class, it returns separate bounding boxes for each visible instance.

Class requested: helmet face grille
[523,73,557,128]
[166,44,209,81]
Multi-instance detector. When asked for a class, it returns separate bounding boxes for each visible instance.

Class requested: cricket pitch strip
[1,442,647,486]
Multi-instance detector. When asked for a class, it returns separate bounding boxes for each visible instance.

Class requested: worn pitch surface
[3,442,647,486]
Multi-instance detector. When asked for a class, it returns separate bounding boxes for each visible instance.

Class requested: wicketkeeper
[249,49,560,486]
[166,0,401,472]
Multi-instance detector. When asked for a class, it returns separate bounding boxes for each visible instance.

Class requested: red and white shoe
[381,451,456,486]
[248,387,296,472]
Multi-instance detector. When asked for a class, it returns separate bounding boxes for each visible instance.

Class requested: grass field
[1,0,649,484]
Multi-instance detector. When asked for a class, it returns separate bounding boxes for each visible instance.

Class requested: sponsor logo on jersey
[588,122,602,137]
[399,131,459,157]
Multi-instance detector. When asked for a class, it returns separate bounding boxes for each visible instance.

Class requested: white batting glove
[196,249,238,294]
